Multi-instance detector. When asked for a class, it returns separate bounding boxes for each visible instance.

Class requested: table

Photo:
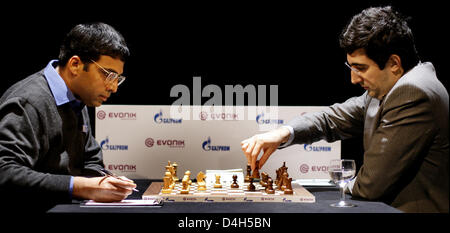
[48,179,401,213]
[47,179,407,232]
[48,179,401,214]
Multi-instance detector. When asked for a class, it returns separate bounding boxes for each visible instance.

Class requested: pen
[99,168,139,192]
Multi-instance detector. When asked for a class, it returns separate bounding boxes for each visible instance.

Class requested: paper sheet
[83,199,162,207]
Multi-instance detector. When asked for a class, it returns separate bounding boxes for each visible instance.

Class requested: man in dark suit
[0,22,136,212]
[241,6,448,213]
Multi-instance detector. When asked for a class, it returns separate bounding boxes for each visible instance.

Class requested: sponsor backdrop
[95,105,340,180]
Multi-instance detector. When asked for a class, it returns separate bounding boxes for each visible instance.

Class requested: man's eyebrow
[104,67,121,75]
[349,62,368,67]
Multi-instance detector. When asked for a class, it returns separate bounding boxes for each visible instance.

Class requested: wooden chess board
[142,182,315,203]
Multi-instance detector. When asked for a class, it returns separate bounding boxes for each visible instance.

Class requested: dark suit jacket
[0,69,104,212]
[285,62,449,213]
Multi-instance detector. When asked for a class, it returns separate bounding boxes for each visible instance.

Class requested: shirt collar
[44,60,79,106]
[44,60,84,113]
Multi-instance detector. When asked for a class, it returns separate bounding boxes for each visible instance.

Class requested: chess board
[142,181,315,203]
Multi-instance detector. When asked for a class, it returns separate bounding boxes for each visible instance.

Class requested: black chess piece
[284,177,293,195]
[252,161,260,179]
[245,164,251,182]
[260,172,268,187]
[266,178,275,194]
[231,174,239,188]
[280,171,289,191]
[247,177,256,191]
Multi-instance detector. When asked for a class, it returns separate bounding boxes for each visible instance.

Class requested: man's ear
[67,56,84,77]
[389,54,404,76]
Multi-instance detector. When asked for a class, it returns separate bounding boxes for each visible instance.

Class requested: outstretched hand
[241,127,291,172]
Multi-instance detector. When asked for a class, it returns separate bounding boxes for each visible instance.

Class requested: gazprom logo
[202,137,230,151]
[256,113,284,125]
[100,137,128,151]
[154,110,182,124]
[304,144,331,152]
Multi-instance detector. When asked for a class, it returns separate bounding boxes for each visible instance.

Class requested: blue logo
[100,137,128,151]
[202,137,230,151]
[154,110,182,124]
[256,113,284,125]
[303,144,331,152]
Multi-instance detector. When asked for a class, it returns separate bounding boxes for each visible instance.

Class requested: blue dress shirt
[43,60,83,199]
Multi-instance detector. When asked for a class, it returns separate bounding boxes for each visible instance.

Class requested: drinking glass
[328,159,356,207]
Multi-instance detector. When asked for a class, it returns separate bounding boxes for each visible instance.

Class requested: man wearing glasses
[0,22,135,212]
[242,6,448,213]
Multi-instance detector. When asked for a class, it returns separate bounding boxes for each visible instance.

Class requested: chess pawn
[247,177,256,191]
[284,177,293,195]
[231,174,239,189]
[265,178,275,194]
[185,170,192,185]
[214,174,222,188]
[180,177,190,194]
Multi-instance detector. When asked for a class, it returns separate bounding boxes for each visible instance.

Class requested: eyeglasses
[90,59,126,86]
[345,62,362,76]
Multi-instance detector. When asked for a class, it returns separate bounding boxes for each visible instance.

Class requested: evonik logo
[108,164,136,172]
[97,110,137,120]
[145,137,185,148]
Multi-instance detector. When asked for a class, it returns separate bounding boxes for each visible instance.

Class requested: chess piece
[251,161,260,179]
[185,170,192,185]
[280,171,289,191]
[247,177,256,191]
[266,178,275,194]
[214,174,222,188]
[166,161,177,185]
[284,177,293,195]
[172,161,179,182]
[197,171,207,191]
[276,168,283,190]
[245,164,251,182]
[276,162,288,190]
[180,175,190,194]
[260,172,269,187]
[231,174,239,188]
[162,171,173,194]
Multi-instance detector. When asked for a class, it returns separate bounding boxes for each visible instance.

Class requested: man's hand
[241,127,291,172]
[72,176,137,202]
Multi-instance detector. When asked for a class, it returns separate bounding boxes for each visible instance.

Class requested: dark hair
[58,22,130,68]
[339,6,419,72]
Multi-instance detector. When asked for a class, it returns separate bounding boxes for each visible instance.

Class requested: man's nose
[106,81,118,93]
[350,72,362,85]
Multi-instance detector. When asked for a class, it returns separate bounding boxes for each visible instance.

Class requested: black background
[1,1,448,169]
